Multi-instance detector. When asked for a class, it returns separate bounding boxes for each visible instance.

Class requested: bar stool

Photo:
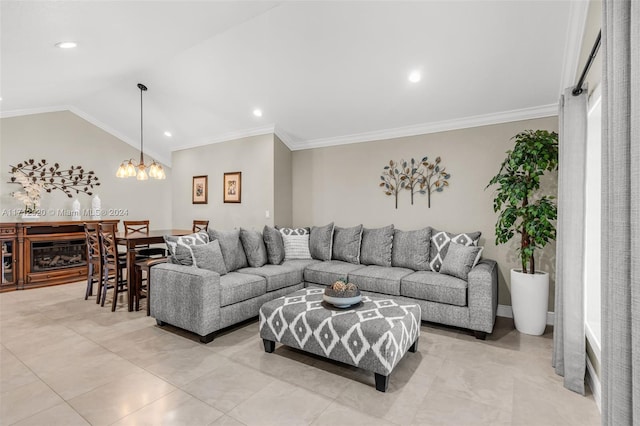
[134,257,168,315]
[98,222,128,311]
[192,220,209,233]
[123,220,167,258]
[83,223,103,303]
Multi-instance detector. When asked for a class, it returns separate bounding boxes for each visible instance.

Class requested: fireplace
[31,239,87,272]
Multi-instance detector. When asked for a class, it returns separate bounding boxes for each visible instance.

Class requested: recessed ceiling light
[55,41,77,49]
[164,131,172,137]
[253,109,263,117]
[408,71,421,83]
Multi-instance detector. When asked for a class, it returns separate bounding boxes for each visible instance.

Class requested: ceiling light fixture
[55,41,77,49]
[116,83,166,180]
[408,71,421,83]
[164,131,172,137]
[253,109,263,117]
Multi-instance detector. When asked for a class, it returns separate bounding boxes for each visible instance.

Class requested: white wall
[171,133,275,231]
[0,111,172,227]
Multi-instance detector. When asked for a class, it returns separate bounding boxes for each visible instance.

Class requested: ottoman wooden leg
[263,339,275,353]
[199,332,215,344]
[409,338,419,353]
[375,373,389,392]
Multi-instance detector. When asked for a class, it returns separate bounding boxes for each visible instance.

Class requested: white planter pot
[510,269,549,336]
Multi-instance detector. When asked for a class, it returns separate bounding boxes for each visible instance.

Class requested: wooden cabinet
[0,220,118,291]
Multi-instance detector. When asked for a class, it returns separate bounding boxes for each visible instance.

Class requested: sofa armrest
[150,263,222,337]
[467,259,498,334]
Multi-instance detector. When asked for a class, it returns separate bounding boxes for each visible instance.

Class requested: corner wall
[292,116,559,309]
[274,135,293,228]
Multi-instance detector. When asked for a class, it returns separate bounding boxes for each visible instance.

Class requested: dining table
[116,229,192,311]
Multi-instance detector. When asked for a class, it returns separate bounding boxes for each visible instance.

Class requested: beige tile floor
[0,282,601,426]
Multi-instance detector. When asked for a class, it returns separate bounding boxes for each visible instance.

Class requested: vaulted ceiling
[1,1,586,165]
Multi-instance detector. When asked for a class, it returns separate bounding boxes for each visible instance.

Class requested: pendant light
[116,83,166,180]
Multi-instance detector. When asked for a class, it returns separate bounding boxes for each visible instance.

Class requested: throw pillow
[391,227,432,271]
[240,228,268,267]
[332,225,363,264]
[429,229,482,272]
[360,225,394,267]
[309,222,334,261]
[164,231,210,266]
[263,226,285,265]
[190,240,228,275]
[440,242,483,280]
[208,229,249,272]
[278,227,312,260]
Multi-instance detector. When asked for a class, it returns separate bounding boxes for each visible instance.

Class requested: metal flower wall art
[379,156,450,209]
[9,159,101,199]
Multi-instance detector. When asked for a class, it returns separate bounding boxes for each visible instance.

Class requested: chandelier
[116,83,166,180]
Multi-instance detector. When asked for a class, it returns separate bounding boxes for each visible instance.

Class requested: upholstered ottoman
[259,288,421,392]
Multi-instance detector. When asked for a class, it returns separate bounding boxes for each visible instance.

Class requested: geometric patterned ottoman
[259,288,421,392]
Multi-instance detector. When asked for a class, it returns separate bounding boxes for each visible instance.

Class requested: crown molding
[273,126,296,151]
[1,105,172,167]
[288,104,558,151]
[169,124,276,153]
[559,0,590,93]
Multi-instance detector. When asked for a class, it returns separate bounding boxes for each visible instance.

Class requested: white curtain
[553,87,587,395]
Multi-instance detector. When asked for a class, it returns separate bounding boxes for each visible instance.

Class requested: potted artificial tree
[487,129,558,335]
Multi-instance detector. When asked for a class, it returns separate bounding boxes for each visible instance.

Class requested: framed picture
[223,172,242,203]
[192,175,208,204]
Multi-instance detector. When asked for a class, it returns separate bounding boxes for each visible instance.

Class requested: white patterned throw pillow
[278,227,312,260]
[429,230,481,272]
[164,231,210,266]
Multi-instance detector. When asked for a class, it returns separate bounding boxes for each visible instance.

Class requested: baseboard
[497,304,555,326]
[586,355,602,412]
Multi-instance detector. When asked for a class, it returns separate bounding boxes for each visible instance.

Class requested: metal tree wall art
[379,155,451,209]
[9,159,101,198]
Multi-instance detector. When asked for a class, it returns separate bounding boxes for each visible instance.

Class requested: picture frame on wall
[192,175,208,204]
[223,172,242,203]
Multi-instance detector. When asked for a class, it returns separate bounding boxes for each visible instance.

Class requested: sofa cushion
[303,260,366,286]
[309,222,334,261]
[219,272,266,307]
[440,243,483,281]
[208,229,249,272]
[429,230,481,272]
[332,225,363,264]
[240,228,268,267]
[190,240,227,275]
[279,227,312,260]
[401,271,468,306]
[347,265,413,296]
[164,231,209,266]
[391,228,432,271]
[263,226,285,265]
[360,225,394,267]
[237,260,314,292]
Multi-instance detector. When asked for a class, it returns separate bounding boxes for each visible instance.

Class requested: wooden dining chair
[192,220,210,233]
[84,223,103,303]
[123,220,166,258]
[98,222,128,311]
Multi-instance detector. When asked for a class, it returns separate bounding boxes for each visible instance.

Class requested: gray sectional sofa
[151,224,498,343]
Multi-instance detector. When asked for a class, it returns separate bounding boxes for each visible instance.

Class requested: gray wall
[273,135,293,228]
[0,111,172,227]
[171,133,275,231]
[292,117,559,309]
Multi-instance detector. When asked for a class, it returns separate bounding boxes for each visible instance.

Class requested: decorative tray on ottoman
[323,280,362,308]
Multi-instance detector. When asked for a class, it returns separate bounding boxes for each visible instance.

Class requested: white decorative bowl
[323,293,362,308]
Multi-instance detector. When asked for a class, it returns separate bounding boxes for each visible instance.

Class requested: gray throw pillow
[164,231,209,266]
[208,229,248,272]
[440,242,483,280]
[190,240,228,275]
[309,222,334,261]
[240,228,268,267]
[332,225,363,264]
[429,229,482,272]
[391,227,432,271]
[263,226,285,265]
[360,225,394,267]
[279,227,312,260]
